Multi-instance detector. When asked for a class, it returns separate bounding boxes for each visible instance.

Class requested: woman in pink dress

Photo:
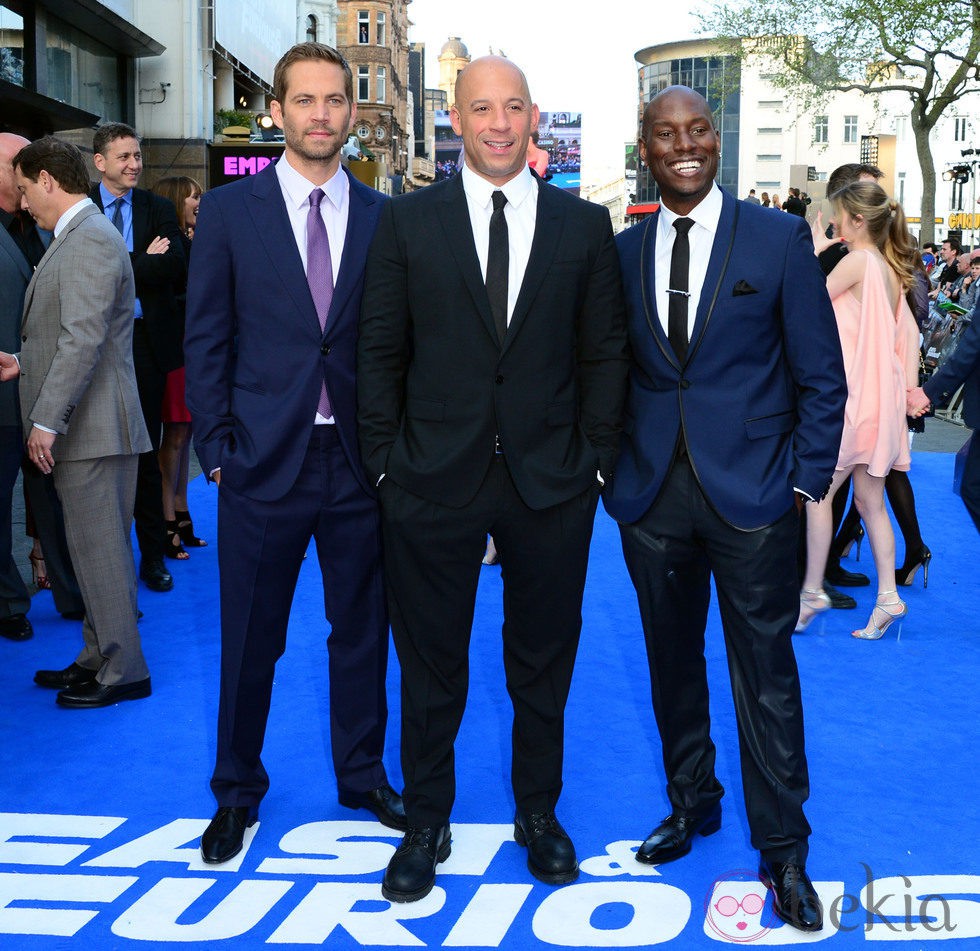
[799,181,920,639]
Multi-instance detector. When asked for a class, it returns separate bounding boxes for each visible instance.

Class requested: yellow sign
[948,213,980,230]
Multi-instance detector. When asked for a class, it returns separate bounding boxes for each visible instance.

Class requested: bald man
[358,55,629,901]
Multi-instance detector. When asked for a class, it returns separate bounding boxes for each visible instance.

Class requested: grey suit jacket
[0,226,32,428]
[19,203,151,460]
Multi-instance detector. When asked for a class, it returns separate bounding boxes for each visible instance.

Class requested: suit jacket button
[680,379,691,389]
[495,374,504,384]
[321,343,330,355]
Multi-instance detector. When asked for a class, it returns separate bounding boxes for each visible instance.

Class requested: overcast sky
[406,1,704,186]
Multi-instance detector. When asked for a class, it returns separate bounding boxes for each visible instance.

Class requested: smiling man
[358,55,629,902]
[604,86,846,934]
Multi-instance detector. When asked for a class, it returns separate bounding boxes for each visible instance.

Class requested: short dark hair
[272,43,353,106]
[942,236,962,253]
[826,162,883,196]
[13,136,91,196]
[93,122,140,157]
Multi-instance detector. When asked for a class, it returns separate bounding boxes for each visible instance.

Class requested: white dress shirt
[460,162,537,325]
[276,155,349,425]
[655,184,723,338]
[53,197,93,238]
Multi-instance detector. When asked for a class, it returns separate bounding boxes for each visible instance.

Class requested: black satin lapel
[687,193,739,363]
[639,213,678,368]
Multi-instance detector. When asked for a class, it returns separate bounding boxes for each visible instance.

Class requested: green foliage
[213,108,255,136]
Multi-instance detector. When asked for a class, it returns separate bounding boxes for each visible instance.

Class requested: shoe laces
[523,812,561,837]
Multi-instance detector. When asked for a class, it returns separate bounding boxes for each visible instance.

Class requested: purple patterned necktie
[307,187,334,418]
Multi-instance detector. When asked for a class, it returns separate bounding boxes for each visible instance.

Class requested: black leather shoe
[339,782,408,830]
[35,662,99,689]
[825,564,870,587]
[201,807,257,864]
[0,614,33,641]
[382,825,451,902]
[636,803,722,865]
[823,582,857,610]
[56,678,151,708]
[140,559,173,592]
[759,860,823,932]
[514,810,579,884]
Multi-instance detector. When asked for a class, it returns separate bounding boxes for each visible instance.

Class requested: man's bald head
[641,86,715,143]
[454,55,532,109]
[0,133,31,213]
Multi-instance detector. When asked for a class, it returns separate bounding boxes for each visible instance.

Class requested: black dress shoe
[382,825,451,902]
[56,678,151,708]
[140,559,173,592]
[823,582,857,610]
[35,662,99,689]
[0,614,33,641]
[514,810,579,884]
[201,807,257,864]
[759,859,823,932]
[636,802,722,865]
[339,782,408,830]
[825,564,870,587]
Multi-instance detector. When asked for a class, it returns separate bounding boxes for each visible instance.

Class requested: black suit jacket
[90,185,186,374]
[357,173,629,511]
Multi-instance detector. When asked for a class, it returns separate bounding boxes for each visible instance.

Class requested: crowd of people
[1,40,979,937]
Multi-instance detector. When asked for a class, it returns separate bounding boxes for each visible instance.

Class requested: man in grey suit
[0,132,33,642]
[0,137,153,707]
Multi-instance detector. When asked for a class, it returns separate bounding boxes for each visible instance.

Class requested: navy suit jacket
[925,314,980,429]
[605,190,847,530]
[0,225,33,428]
[184,163,385,502]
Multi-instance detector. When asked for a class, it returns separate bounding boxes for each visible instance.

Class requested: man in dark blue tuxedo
[910,317,980,532]
[184,42,404,865]
[605,86,846,933]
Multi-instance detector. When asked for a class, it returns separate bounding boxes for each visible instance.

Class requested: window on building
[357,64,369,101]
[376,12,386,46]
[955,116,969,142]
[358,10,369,44]
[0,4,25,86]
[376,66,386,103]
[756,154,782,161]
[757,127,782,134]
[894,115,908,141]
[898,171,906,204]
[844,115,858,143]
[758,100,782,108]
[305,14,317,43]
[813,115,828,144]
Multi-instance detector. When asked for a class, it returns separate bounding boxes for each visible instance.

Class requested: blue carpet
[2,451,977,948]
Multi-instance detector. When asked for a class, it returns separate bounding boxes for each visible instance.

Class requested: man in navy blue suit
[184,42,405,864]
[909,317,980,532]
[605,87,846,933]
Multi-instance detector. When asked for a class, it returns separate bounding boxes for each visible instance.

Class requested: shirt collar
[54,197,94,238]
[658,183,723,239]
[99,183,131,210]
[276,154,349,212]
[461,162,536,211]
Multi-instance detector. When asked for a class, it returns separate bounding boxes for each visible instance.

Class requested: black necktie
[487,190,509,346]
[668,217,694,364]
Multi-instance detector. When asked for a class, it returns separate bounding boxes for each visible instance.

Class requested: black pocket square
[733,280,758,296]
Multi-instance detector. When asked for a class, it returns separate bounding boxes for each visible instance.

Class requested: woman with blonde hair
[152,175,207,557]
[799,181,919,639]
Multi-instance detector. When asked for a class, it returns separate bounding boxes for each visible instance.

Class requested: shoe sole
[513,823,580,884]
[635,811,722,865]
[338,795,408,832]
[381,838,452,903]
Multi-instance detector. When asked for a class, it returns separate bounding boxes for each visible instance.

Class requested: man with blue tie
[184,42,404,865]
[90,123,186,594]
[605,87,846,933]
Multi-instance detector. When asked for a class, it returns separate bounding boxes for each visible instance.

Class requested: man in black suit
[90,124,186,592]
[358,55,629,902]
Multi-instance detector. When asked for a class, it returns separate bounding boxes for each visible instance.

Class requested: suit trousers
[21,462,84,616]
[960,430,980,533]
[212,424,390,809]
[619,455,811,863]
[381,455,600,828]
[0,426,30,618]
[132,320,167,563]
[53,453,148,685]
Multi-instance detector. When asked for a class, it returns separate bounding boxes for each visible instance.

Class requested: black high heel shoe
[897,544,931,588]
[838,523,865,561]
[175,509,208,548]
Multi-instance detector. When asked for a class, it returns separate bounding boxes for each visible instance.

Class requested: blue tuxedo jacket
[605,190,847,530]
[184,163,385,501]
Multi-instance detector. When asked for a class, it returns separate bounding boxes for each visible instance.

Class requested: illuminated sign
[207,144,284,188]
[948,212,980,230]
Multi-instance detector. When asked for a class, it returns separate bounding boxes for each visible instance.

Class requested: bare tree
[703,0,980,241]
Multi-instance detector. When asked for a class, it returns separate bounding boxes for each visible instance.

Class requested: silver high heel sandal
[851,592,907,640]
[795,587,831,633]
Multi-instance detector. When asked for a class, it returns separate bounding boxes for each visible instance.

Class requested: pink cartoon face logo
[705,874,771,943]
